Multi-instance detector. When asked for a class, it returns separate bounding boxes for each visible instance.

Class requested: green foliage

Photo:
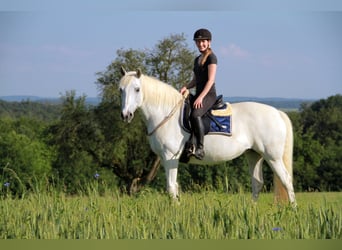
[290,94,342,191]
[0,117,53,194]
[146,33,196,88]
[178,157,251,193]
[46,91,116,194]
[96,48,148,105]
[96,33,196,102]
[0,92,341,195]
[0,99,61,121]
[94,100,156,193]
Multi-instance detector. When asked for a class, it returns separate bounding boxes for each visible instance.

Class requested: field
[0,186,341,239]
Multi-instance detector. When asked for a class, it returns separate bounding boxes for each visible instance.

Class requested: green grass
[0,186,341,239]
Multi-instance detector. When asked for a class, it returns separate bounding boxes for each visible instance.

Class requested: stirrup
[185,142,195,157]
[184,139,195,154]
[194,147,205,160]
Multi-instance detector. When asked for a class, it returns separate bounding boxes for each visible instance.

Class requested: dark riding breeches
[190,93,217,119]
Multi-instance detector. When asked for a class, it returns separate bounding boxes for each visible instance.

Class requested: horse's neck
[140,101,172,131]
[138,76,184,136]
[140,93,181,135]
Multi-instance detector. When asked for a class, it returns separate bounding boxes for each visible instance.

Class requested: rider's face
[195,39,211,53]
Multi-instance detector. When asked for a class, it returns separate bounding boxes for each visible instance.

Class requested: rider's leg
[191,116,205,160]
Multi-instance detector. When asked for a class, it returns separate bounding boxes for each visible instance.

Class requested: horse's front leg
[163,158,180,200]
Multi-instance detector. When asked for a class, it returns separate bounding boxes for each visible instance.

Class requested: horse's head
[119,66,143,123]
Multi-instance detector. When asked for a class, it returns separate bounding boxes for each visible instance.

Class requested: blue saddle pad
[208,102,232,136]
[208,113,232,136]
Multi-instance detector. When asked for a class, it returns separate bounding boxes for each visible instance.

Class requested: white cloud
[220,43,250,59]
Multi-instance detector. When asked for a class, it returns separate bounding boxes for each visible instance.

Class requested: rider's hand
[194,96,203,109]
[180,86,187,95]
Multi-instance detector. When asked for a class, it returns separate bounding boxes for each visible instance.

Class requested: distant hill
[0,95,316,110]
[0,96,45,102]
[0,96,101,105]
[0,99,61,121]
[224,96,316,110]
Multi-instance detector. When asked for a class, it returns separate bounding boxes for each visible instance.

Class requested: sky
[1,0,342,99]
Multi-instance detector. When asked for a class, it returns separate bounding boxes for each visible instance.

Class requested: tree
[96,48,148,105]
[94,33,196,193]
[304,95,342,190]
[0,117,53,195]
[146,33,196,88]
[47,91,112,193]
[93,101,158,194]
[294,94,342,191]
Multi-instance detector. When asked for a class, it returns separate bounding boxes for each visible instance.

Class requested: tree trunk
[128,156,161,194]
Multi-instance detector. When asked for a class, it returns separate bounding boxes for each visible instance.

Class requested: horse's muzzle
[121,111,134,123]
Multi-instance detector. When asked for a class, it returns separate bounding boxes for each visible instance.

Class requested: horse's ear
[120,66,127,76]
[136,68,142,78]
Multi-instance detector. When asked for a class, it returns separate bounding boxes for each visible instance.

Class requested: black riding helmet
[193,28,212,41]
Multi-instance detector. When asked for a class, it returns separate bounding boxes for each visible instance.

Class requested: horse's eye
[135,87,140,92]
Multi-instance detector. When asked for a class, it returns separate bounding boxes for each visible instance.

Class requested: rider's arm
[180,75,196,94]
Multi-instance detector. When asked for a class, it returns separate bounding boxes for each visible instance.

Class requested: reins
[147,90,189,136]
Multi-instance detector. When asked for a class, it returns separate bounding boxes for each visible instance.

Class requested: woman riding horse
[180,28,218,160]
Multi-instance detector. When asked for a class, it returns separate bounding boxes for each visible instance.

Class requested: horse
[119,67,296,205]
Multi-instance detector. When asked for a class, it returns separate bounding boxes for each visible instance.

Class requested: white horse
[119,67,296,205]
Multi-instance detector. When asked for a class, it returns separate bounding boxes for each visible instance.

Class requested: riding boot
[192,116,205,160]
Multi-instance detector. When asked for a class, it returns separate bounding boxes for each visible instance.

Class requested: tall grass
[0,183,341,239]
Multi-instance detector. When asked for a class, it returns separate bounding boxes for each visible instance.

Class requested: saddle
[181,94,232,136]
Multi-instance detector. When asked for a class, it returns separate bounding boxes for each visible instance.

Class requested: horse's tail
[274,111,294,203]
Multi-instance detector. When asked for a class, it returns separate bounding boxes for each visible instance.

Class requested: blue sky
[1,1,342,99]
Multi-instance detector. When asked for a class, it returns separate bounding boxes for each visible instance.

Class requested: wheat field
[0,185,341,239]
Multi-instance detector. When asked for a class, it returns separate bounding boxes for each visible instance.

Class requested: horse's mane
[141,74,182,107]
[120,71,182,108]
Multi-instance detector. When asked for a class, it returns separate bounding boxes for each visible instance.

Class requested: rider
[180,28,218,160]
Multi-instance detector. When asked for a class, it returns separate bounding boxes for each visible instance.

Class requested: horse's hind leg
[267,159,296,205]
[246,150,264,202]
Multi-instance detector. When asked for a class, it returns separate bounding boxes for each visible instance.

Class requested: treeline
[0,93,341,195]
[0,99,61,121]
[0,33,341,196]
